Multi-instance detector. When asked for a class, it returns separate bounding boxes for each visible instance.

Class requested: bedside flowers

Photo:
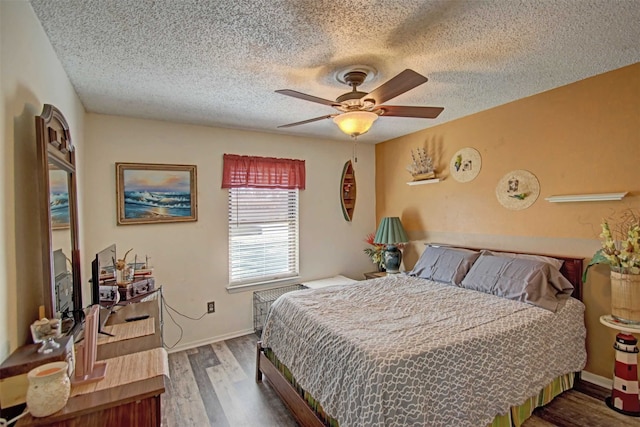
[364,233,385,271]
[600,220,640,273]
[584,210,640,281]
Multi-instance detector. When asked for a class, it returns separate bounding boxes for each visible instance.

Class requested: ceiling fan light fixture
[333,111,379,137]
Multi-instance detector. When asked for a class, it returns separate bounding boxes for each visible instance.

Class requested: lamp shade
[373,217,408,245]
[333,111,379,137]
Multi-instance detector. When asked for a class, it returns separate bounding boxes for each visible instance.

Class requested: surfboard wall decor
[340,160,356,222]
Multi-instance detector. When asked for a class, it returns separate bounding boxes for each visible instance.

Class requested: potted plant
[584,210,640,323]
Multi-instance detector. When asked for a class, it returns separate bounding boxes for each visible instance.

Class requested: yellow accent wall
[375,63,640,379]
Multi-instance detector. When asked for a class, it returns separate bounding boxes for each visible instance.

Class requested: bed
[256,247,587,427]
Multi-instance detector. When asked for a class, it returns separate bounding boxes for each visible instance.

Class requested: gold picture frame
[116,162,197,225]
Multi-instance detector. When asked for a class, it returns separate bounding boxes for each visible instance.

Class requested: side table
[599,314,640,416]
[364,271,386,280]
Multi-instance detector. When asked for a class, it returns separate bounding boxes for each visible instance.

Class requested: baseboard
[581,370,612,389]
[165,328,255,354]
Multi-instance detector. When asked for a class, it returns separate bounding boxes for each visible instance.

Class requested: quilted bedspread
[261,275,586,427]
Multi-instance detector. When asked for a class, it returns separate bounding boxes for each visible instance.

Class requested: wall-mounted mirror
[35,104,82,332]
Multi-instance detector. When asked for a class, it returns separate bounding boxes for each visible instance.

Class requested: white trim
[226,277,301,293]
[165,328,254,354]
[406,178,441,186]
[581,370,613,389]
[545,192,627,203]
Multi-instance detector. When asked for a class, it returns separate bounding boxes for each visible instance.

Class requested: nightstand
[364,271,387,280]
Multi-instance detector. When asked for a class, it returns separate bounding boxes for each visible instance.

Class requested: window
[222,154,304,288]
[228,187,299,287]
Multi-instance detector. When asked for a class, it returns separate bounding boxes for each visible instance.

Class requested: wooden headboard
[425,244,584,301]
[550,255,584,301]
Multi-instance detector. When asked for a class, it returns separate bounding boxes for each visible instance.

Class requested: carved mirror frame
[35,104,82,324]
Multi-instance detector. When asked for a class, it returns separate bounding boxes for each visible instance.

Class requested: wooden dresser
[17,300,166,427]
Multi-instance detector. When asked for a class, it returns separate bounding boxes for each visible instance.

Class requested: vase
[26,361,71,417]
[383,245,403,274]
[610,271,640,324]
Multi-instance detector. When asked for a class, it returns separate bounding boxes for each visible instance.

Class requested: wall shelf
[406,178,441,186]
[545,192,628,203]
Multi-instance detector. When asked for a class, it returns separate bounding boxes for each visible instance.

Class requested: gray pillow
[460,254,574,312]
[482,250,564,271]
[408,246,480,285]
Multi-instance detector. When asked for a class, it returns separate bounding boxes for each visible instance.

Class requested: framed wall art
[49,168,70,229]
[116,162,198,225]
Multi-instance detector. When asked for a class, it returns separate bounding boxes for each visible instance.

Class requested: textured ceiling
[30,0,640,144]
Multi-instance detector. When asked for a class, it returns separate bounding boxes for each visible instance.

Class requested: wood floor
[162,334,640,427]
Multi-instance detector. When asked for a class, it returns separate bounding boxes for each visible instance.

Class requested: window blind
[228,187,299,286]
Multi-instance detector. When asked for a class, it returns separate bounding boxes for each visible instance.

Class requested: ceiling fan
[276,68,444,137]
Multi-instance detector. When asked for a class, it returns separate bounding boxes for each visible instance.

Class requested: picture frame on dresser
[116,162,198,225]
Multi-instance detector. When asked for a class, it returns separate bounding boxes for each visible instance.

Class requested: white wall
[0,1,85,360]
[84,114,376,350]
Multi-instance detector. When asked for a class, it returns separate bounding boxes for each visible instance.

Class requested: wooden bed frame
[255,250,585,427]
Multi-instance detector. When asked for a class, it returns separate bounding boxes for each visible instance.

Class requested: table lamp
[373,217,409,274]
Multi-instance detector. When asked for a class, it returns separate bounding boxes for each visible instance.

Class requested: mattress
[261,274,587,427]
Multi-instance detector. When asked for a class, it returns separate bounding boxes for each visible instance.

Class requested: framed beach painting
[49,168,70,229]
[116,163,198,225]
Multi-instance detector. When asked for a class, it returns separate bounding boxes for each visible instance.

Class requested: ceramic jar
[26,361,71,417]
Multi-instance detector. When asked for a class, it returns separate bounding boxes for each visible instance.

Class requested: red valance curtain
[221,154,306,190]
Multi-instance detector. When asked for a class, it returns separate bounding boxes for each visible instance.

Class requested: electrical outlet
[207,301,215,313]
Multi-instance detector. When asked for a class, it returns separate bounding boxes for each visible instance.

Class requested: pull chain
[351,136,358,164]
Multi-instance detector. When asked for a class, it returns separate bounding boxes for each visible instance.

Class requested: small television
[91,244,117,305]
[88,244,118,338]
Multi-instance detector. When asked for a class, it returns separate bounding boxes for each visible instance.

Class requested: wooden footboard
[256,341,325,427]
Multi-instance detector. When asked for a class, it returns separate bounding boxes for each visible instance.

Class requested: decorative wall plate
[450,147,481,183]
[495,169,540,210]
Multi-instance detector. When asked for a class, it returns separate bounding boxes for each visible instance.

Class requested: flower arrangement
[113,248,134,285]
[363,233,385,271]
[584,210,640,281]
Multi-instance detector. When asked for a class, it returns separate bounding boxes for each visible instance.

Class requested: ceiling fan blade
[366,69,428,105]
[275,89,338,106]
[379,105,444,119]
[277,115,335,128]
